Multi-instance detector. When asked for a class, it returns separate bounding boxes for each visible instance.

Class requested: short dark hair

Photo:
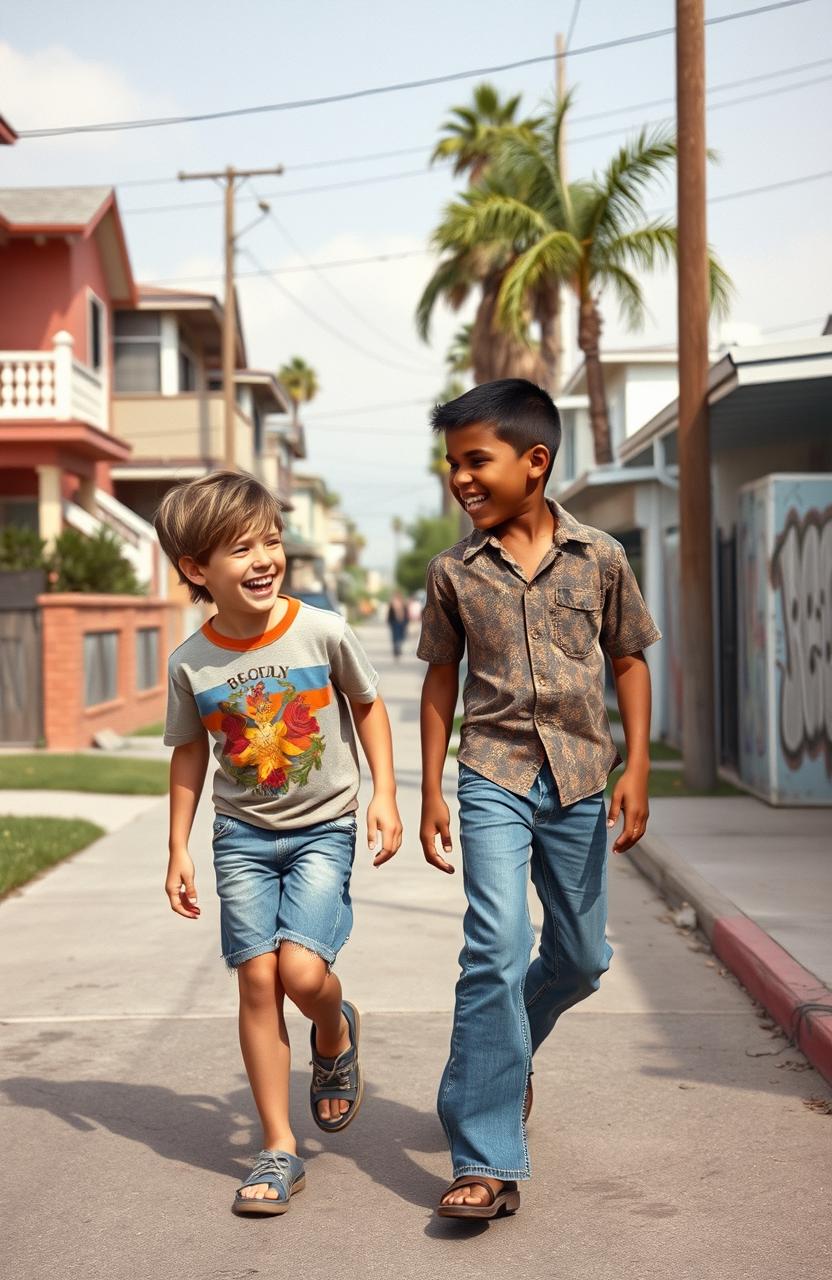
[430,378,561,481]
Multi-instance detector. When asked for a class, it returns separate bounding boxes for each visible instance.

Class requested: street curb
[628,834,832,1086]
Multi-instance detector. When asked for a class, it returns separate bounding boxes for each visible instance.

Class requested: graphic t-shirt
[164,597,378,830]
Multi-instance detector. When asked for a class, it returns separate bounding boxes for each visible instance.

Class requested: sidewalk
[1,622,829,1280]
[631,797,832,1082]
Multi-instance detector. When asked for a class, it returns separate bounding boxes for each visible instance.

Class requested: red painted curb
[712,914,832,1085]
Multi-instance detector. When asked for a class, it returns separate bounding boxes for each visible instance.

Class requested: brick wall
[38,594,184,749]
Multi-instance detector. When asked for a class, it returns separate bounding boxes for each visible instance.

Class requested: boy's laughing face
[445,422,550,530]
[180,523,286,620]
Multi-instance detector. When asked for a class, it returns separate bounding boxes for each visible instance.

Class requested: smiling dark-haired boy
[417,378,661,1219]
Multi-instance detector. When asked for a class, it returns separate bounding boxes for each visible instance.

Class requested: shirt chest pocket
[551,586,602,658]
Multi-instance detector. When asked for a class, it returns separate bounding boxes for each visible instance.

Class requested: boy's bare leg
[278,941,352,1123]
[237,952,295,1200]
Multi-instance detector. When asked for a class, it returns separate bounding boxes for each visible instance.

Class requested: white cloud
[0,41,176,150]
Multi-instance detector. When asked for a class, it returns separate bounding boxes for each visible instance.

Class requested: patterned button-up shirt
[417,501,661,806]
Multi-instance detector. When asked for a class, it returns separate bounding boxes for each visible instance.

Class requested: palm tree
[277,356,320,427]
[425,97,732,464]
[431,82,543,184]
[420,85,549,386]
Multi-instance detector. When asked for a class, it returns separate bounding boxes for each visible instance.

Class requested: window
[88,295,104,371]
[253,405,263,456]
[113,312,161,393]
[178,349,195,392]
[84,631,118,706]
[136,627,160,691]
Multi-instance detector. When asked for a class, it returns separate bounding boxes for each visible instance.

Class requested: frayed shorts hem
[223,930,338,972]
[452,1163,531,1182]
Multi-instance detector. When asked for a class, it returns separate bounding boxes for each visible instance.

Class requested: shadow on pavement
[0,1068,449,1209]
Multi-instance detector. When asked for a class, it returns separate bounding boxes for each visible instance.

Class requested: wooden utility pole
[553,31,568,393]
[676,0,716,789]
[178,164,283,467]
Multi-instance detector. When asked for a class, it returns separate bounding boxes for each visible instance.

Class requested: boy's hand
[606,765,650,854]
[420,794,455,874]
[165,850,200,918]
[367,791,403,867]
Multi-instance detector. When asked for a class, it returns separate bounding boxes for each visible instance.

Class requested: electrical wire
[17,1,814,139]
[251,191,437,370]
[239,246,440,378]
[121,68,832,218]
[565,0,583,52]
[146,248,431,287]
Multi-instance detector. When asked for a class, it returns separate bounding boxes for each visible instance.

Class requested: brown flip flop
[436,1177,520,1220]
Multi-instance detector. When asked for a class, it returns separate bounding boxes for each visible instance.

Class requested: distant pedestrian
[417,380,660,1220]
[387,590,408,659]
[154,470,402,1216]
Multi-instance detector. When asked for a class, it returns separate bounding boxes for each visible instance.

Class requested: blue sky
[2,0,830,570]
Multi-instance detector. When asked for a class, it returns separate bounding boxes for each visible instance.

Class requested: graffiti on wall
[770,504,832,776]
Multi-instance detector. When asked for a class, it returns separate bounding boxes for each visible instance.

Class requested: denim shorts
[211,812,357,970]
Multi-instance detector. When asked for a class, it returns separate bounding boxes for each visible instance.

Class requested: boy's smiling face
[445,422,551,530]
[179,522,286,622]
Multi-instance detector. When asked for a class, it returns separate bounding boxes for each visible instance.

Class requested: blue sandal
[309,999,363,1133]
[232,1149,305,1216]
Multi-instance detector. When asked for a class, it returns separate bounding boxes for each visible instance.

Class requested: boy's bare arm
[166,735,210,918]
[349,695,402,867]
[419,662,459,874]
[607,651,651,854]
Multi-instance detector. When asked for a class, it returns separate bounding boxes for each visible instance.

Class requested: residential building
[551,331,832,803]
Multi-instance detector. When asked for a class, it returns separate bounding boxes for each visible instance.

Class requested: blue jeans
[212,813,357,970]
[438,763,612,1180]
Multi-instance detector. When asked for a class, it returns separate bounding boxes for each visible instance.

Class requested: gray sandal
[232,1149,305,1216]
[309,999,363,1133]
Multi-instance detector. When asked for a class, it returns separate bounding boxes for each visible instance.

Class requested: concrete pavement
[1,624,830,1280]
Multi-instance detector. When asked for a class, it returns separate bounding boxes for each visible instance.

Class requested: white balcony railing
[0,330,106,430]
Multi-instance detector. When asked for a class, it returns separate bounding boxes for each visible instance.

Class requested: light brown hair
[154,470,284,604]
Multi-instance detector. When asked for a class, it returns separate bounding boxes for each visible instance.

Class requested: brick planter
[38,593,183,749]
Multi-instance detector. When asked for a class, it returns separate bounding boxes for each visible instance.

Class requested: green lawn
[132,721,164,737]
[0,755,169,795]
[0,816,105,896]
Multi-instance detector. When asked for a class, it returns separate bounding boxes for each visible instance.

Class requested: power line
[305,397,434,419]
[240,246,440,378]
[112,53,832,193]
[253,192,437,370]
[124,167,441,216]
[145,164,832,291]
[122,67,832,218]
[147,248,431,286]
[17,1,814,138]
[565,0,583,51]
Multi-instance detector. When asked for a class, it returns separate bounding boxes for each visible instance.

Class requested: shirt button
[538,674,547,686]
[531,629,541,640]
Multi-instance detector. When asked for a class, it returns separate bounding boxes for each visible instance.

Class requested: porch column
[160,314,179,395]
[36,464,63,545]
[76,475,97,515]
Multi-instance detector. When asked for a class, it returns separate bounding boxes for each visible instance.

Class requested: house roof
[234,370,290,416]
[619,335,832,467]
[561,347,680,398]
[0,185,135,303]
[0,185,114,230]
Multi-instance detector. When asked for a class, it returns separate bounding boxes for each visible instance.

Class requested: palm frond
[589,127,677,241]
[708,248,734,319]
[599,220,678,272]
[598,264,647,330]
[435,191,550,255]
[497,231,581,336]
[415,255,474,341]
